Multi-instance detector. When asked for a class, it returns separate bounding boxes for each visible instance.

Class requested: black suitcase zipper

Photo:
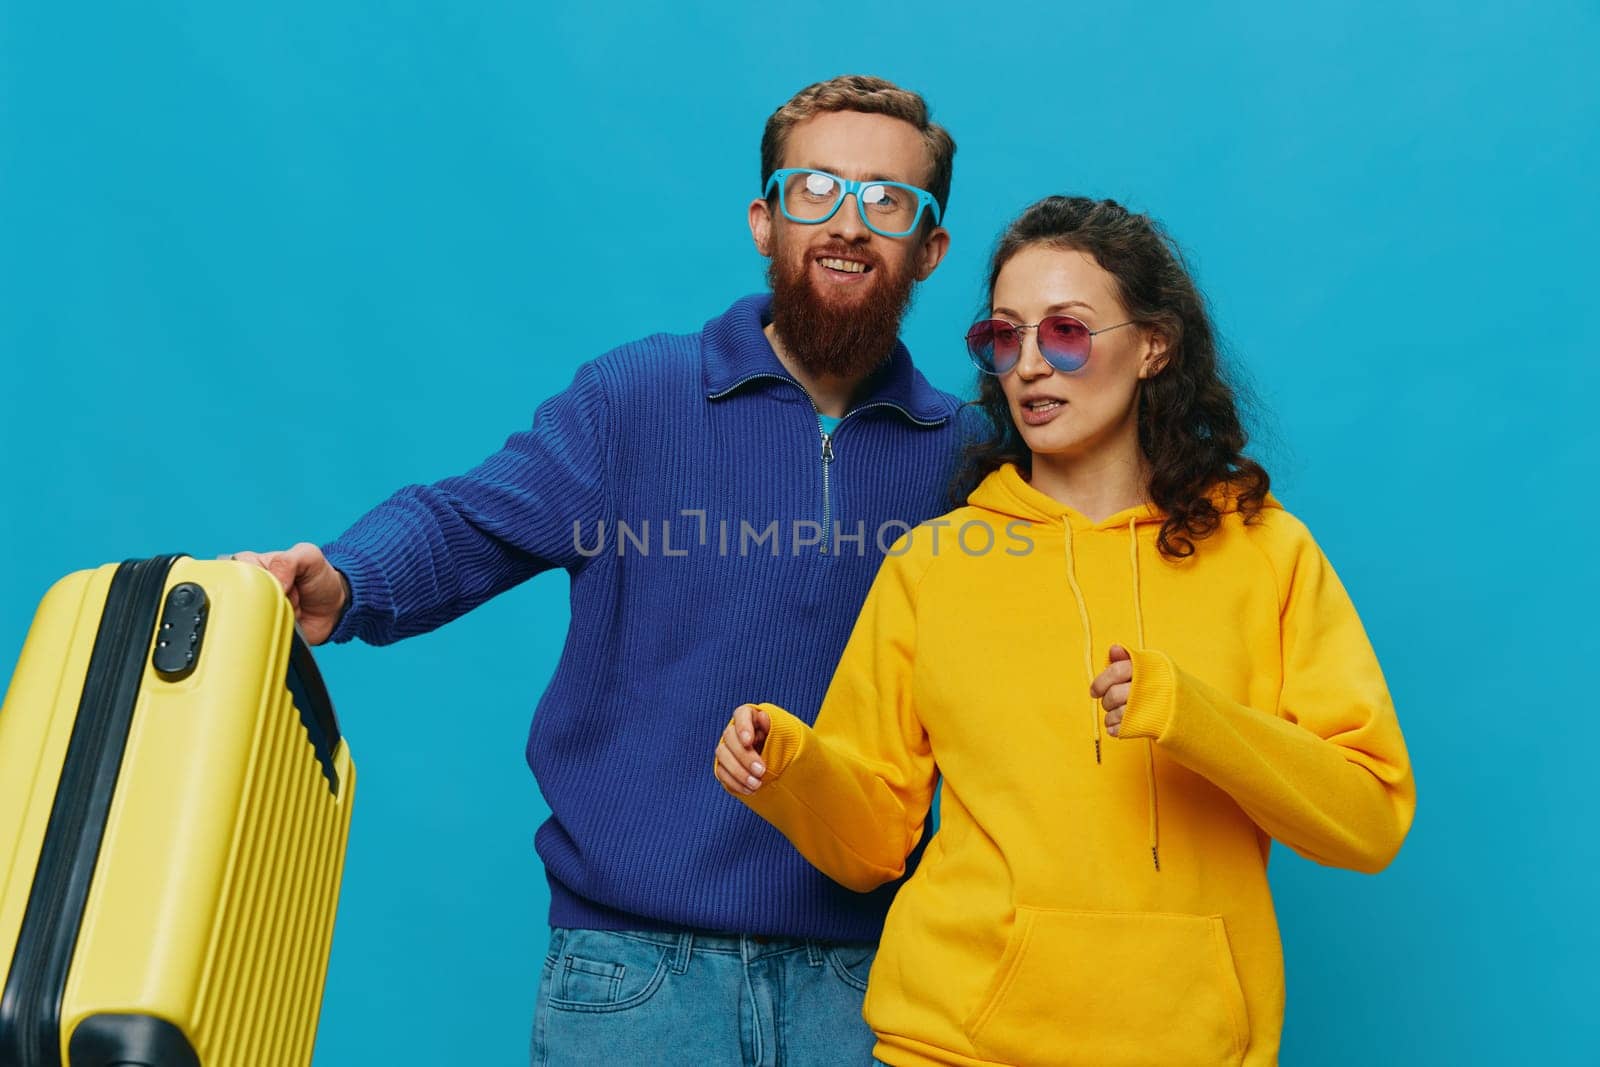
[0,556,179,1067]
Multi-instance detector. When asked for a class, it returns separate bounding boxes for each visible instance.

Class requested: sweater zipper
[704,378,947,556]
[709,372,842,556]
[820,428,834,555]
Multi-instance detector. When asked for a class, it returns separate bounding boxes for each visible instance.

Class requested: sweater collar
[701,293,953,425]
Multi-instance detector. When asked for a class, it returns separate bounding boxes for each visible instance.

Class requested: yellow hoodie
[735,463,1415,1067]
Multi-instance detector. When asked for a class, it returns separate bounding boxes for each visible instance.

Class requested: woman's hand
[1090,644,1134,737]
[714,703,771,795]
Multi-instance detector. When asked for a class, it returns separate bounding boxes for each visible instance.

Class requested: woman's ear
[1138,329,1172,379]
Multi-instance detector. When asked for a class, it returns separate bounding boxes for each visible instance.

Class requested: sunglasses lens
[966,320,1020,374]
[1038,316,1091,372]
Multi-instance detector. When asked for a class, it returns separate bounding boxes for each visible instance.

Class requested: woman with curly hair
[713,196,1415,1066]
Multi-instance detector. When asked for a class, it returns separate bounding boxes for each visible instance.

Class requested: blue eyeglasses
[763,168,941,239]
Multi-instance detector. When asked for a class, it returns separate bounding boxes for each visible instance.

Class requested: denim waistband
[547,926,873,966]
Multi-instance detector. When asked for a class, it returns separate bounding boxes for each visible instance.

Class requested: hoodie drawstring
[1129,517,1161,872]
[1061,522,1101,764]
[1063,516,1162,872]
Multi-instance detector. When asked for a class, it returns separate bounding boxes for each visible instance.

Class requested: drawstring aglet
[1151,846,1161,872]
[1094,738,1102,764]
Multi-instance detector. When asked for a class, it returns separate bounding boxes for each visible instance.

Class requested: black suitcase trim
[67,1014,199,1067]
[0,557,180,1067]
[286,632,342,797]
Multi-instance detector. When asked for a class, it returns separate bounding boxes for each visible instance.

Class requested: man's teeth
[819,257,867,274]
[1027,400,1063,411]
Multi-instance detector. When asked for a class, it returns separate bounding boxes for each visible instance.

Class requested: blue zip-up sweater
[322,293,970,940]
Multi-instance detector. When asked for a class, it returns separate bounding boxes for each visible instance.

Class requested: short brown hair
[761,74,956,217]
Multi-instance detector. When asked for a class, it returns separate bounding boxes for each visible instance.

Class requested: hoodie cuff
[1118,648,1178,742]
[751,702,809,781]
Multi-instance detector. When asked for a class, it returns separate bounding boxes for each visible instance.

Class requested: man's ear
[1138,329,1172,379]
[749,198,774,257]
[914,225,951,281]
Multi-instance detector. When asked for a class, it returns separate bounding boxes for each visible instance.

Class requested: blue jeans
[531,927,878,1066]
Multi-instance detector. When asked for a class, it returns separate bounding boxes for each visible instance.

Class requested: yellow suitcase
[0,556,355,1067]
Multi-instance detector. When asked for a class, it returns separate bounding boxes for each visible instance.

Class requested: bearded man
[231,75,962,1065]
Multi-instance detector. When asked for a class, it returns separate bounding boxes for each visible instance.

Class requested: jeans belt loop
[672,932,694,974]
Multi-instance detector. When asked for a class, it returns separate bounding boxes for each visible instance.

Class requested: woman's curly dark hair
[954,196,1270,559]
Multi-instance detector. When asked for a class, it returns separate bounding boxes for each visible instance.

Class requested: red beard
[767,239,919,380]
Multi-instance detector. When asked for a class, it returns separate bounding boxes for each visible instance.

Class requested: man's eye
[862,185,899,210]
[803,174,837,197]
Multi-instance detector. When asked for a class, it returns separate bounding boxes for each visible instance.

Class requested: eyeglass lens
[781,171,921,235]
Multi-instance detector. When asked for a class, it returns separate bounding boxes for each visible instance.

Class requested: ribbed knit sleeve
[736,541,938,892]
[321,361,609,646]
[1117,513,1415,873]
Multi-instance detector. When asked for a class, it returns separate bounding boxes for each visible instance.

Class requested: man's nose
[828,193,870,242]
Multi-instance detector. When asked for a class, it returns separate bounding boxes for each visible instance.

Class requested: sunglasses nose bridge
[1012,324,1053,376]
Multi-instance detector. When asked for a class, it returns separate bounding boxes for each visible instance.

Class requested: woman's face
[992,244,1165,464]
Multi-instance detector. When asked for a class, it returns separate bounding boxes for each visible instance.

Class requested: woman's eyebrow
[990,300,1098,318]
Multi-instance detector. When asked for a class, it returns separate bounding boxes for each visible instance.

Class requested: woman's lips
[1018,398,1066,426]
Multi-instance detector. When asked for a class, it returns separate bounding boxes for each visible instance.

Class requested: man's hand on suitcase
[220,542,349,645]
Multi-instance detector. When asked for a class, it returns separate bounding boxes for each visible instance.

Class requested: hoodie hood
[967,462,1279,529]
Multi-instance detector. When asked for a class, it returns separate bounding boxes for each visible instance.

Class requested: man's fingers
[263,556,298,594]
[222,550,297,595]
[1109,643,1132,663]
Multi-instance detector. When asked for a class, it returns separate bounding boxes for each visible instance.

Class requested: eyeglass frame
[762,167,943,239]
[965,316,1136,376]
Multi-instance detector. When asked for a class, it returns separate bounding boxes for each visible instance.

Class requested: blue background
[2,2,1595,1063]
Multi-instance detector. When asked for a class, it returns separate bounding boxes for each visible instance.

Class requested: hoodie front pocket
[963,907,1248,1067]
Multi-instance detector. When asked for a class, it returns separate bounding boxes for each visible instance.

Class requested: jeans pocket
[546,930,672,1014]
[824,942,878,993]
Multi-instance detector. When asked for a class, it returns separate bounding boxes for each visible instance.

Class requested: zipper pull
[821,432,834,464]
